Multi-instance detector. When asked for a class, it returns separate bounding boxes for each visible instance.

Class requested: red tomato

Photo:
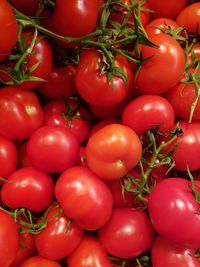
[55,166,113,230]
[176,3,200,34]
[67,235,112,267]
[27,125,79,173]
[19,256,61,267]
[35,204,83,260]
[136,33,185,94]
[0,0,18,61]
[98,208,155,259]
[0,135,17,180]
[86,124,142,180]
[75,48,134,106]
[151,236,200,267]
[122,95,175,135]
[148,177,200,247]
[1,166,54,212]
[18,141,33,168]
[145,18,179,35]
[0,86,44,140]
[0,210,19,267]
[9,0,38,16]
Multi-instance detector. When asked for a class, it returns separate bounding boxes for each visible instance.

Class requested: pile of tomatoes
[0,0,200,266]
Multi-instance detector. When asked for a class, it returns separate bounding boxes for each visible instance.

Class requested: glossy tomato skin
[0,210,19,267]
[86,124,142,180]
[122,95,175,135]
[1,166,54,212]
[145,18,179,35]
[148,177,200,248]
[19,256,61,267]
[98,208,155,259]
[75,48,134,106]
[55,166,113,230]
[0,86,44,140]
[136,33,185,95]
[0,0,18,61]
[0,135,17,180]
[151,236,200,267]
[27,125,79,173]
[35,204,83,261]
[67,235,112,267]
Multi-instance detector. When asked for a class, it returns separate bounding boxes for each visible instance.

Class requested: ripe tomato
[19,256,61,267]
[27,125,79,173]
[145,18,179,35]
[75,47,134,106]
[18,141,33,168]
[86,124,142,180]
[0,0,18,61]
[0,86,44,140]
[1,166,54,212]
[55,166,113,230]
[67,235,112,267]
[9,0,38,16]
[98,208,155,259]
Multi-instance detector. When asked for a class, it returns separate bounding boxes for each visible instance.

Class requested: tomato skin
[122,95,175,135]
[151,236,200,267]
[0,210,19,267]
[86,124,142,180]
[19,256,61,267]
[0,0,18,61]
[1,166,54,212]
[9,0,38,16]
[98,208,155,259]
[0,86,44,140]
[176,3,200,34]
[55,166,113,230]
[145,18,179,35]
[136,33,185,95]
[67,235,112,267]
[148,177,200,248]
[75,48,134,106]
[35,204,83,261]
[27,125,79,173]
[18,141,33,168]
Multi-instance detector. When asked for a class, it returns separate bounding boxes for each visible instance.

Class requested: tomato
[0,0,18,62]
[18,141,33,168]
[0,86,44,140]
[75,47,134,106]
[0,210,19,267]
[1,166,54,212]
[0,135,17,180]
[55,166,113,230]
[136,33,185,94]
[37,65,77,99]
[19,256,61,267]
[176,3,200,34]
[122,95,175,135]
[148,177,200,248]
[9,0,38,16]
[98,208,155,259]
[35,204,83,261]
[145,18,179,35]
[67,235,112,267]
[86,124,142,180]
[27,125,79,173]
[151,235,200,267]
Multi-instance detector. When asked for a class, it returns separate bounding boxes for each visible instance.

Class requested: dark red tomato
[86,124,142,180]
[148,177,200,248]
[145,18,179,35]
[98,208,155,259]
[37,65,77,99]
[75,47,134,106]
[0,210,19,267]
[55,166,113,230]
[9,0,38,16]
[147,0,189,19]
[44,98,91,144]
[0,135,17,180]
[151,236,200,267]
[19,256,61,267]
[0,0,18,61]
[1,166,54,212]
[136,33,185,94]
[67,235,112,267]
[27,125,79,173]
[49,0,99,38]
[176,3,200,34]
[35,204,83,261]
[0,86,44,140]
[18,141,33,168]
[122,95,175,135]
